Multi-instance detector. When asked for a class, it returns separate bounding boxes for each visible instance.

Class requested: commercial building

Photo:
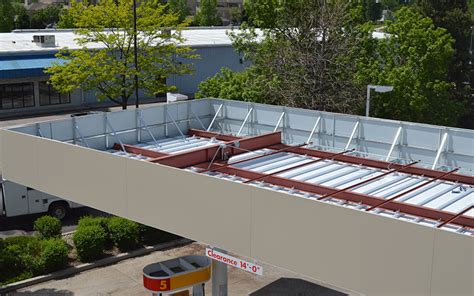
[0,28,245,118]
[1,99,472,295]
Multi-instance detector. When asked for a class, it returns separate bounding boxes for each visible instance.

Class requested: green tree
[57,8,75,29]
[0,0,14,32]
[12,3,29,29]
[415,0,473,127]
[46,0,197,109]
[356,7,466,126]
[361,0,382,21]
[243,0,282,28]
[197,67,271,103]
[30,4,63,29]
[168,0,189,22]
[195,0,220,26]
[228,0,366,112]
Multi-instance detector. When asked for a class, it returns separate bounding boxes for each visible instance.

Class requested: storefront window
[39,81,70,106]
[0,83,35,109]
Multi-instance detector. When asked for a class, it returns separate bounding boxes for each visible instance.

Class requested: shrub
[38,238,69,273]
[34,216,62,238]
[78,216,109,230]
[78,216,112,247]
[73,225,106,262]
[4,235,39,248]
[0,244,24,283]
[107,217,139,251]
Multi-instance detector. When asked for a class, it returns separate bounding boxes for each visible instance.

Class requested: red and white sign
[206,248,263,276]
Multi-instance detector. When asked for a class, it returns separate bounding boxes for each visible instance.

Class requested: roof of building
[0,28,389,56]
[8,99,474,236]
[0,28,236,55]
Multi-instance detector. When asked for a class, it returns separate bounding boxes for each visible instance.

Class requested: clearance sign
[206,248,263,276]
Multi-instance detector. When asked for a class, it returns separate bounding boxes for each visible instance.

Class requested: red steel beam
[188,128,240,142]
[189,129,474,185]
[242,149,355,184]
[198,142,309,174]
[113,143,168,159]
[195,163,474,229]
[366,168,459,212]
[112,140,474,229]
[148,131,282,169]
[317,160,420,201]
[270,144,474,185]
[437,206,474,228]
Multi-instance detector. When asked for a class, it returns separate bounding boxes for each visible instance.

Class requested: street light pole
[133,0,139,109]
[366,84,394,117]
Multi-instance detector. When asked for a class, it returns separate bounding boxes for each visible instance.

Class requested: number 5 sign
[206,248,263,276]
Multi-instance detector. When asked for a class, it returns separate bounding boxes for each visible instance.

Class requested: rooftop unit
[32,35,56,47]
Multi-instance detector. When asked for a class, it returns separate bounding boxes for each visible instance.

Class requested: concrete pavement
[11,243,352,296]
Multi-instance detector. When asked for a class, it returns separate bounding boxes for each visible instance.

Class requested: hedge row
[73,216,178,262]
[1,215,179,285]
[0,236,68,285]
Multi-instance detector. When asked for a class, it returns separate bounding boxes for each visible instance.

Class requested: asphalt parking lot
[0,207,109,238]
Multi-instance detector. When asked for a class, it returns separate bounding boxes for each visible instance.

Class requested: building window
[39,81,71,106]
[0,82,35,109]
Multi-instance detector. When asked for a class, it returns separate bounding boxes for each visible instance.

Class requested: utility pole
[133,0,139,108]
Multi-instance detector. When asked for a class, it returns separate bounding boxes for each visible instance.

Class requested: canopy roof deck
[3,98,473,295]
[8,99,474,235]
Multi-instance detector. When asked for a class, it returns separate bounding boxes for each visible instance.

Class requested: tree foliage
[46,0,196,109]
[227,0,366,112]
[168,0,189,22]
[416,1,472,91]
[197,67,271,103]
[30,4,63,29]
[195,0,220,26]
[0,0,14,32]
[13,3,29,29]
[356,7,465,125]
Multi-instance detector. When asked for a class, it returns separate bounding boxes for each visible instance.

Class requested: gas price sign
[206,248,263,276]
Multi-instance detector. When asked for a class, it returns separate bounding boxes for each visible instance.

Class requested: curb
[0,238,192,294]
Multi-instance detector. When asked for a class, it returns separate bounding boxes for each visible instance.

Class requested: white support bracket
[432,132,448,170]
[105,117,126,152]
[207,104,223,132]
[273,111,285,132]
[385,126,402,162]
[166,109,186,140]
[237,107,254,136]
[344,121,359,150]
[137,109,161,149]
[190,107,207,130]
[307,116,321,144]
[73,119,89,148]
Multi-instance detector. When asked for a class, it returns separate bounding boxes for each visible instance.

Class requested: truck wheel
[49,202,68,220]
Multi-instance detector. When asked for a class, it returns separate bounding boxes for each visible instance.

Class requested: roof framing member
[111,130,474,229]
[189,129,474,185]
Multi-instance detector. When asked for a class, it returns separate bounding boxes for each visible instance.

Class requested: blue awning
[0,57,66,79]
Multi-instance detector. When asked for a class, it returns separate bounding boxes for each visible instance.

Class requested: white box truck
[0,180,81,220]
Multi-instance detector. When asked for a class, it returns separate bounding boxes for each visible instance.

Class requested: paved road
[0,207,109,238]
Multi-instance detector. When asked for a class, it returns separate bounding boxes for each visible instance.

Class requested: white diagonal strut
[307,116,321,144]
[385,126,402,162]
[237,107,254,136]
[273,111,285,132]
[207,104,223,132]
[432,132,448,170]
[344,121,360,150]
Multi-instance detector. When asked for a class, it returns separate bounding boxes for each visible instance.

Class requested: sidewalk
[10,243,351,296]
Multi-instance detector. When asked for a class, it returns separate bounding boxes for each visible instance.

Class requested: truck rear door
[2,181,29,217]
